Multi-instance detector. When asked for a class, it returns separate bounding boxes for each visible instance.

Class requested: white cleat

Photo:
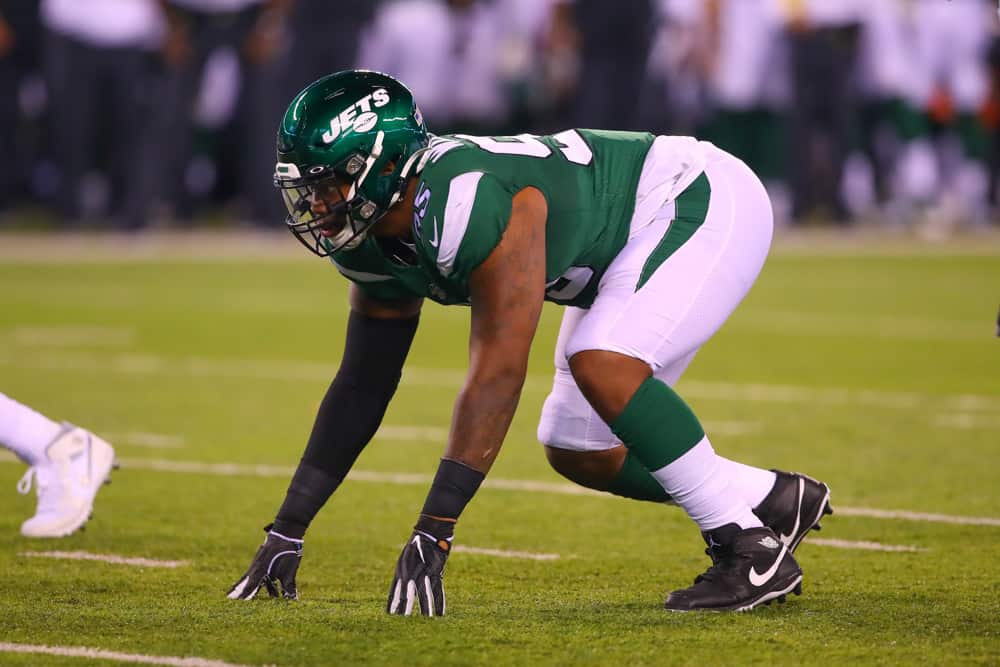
[17,423,116,538]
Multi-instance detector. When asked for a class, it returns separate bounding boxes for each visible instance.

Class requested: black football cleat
[754,470,833,552]
[664,524,803,612]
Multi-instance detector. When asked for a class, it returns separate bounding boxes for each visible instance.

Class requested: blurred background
[0,0,999,235]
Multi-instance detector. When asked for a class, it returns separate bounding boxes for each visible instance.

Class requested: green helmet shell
[274,70,429,256]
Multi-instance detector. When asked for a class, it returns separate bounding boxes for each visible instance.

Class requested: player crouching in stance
[227,70,833,613]
[1,393,116,537]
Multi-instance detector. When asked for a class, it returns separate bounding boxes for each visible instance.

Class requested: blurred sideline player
[889,0,994,228]
[228,70,833,614]
[1,392,115,538]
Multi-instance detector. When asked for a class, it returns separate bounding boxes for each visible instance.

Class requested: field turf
[0,229,998,666]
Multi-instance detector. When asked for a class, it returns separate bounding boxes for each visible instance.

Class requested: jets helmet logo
[322,88,391,144]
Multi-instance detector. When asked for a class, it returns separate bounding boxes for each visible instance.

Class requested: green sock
[606,450,672,503]
[610,377,705,471]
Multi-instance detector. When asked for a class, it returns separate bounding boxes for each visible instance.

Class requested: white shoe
[17,423,116,538]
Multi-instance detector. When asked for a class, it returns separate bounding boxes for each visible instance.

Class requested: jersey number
[455,130,593,166]
[545,266,595,304]
[457,130,596,303]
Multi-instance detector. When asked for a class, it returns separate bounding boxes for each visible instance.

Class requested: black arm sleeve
[272,310,419,538]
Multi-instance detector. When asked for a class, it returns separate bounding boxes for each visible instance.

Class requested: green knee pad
[610,377,705,471]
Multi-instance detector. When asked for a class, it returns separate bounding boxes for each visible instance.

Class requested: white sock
[650,436,762,532]
[717,458,777,509]
[0,393,64,465]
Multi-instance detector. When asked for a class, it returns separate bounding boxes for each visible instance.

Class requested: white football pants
[538,141,773,451]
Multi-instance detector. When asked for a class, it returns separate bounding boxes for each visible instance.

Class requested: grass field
[0,229,998,666]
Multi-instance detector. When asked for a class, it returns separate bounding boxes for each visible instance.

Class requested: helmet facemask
[277,137,386,257]
[274,71,430,258]
[277,129,427,258]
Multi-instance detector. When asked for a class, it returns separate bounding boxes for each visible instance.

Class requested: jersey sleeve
[330,239,428,302]
[339,270,419,302]
[418,171,515,288]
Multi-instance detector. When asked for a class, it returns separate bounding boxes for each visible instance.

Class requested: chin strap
[327,225,366,251]
[388,145,431,209]
[329,130,387,251]
[347,131,384,203]
[334,133,429,252]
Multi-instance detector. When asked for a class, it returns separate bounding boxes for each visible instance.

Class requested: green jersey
[329,129,655,308]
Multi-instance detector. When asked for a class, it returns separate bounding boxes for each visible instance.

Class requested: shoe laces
[694,544,749,584]
[16,467,36,495]
[17,464,66,513]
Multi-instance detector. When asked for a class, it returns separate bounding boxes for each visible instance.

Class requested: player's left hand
[386,530,451,616]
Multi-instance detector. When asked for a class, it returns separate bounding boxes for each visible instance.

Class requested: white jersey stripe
[437,171,485,277]
[331,259,395,283]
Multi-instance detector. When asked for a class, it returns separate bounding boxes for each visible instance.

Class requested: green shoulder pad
[412,169,515,297]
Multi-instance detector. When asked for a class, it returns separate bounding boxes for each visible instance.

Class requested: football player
[1,392,116,537]
[228,70,833,613]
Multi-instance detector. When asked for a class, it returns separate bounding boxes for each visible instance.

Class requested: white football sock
[717,458,777,509]
[0,393,64,465]
[650,436,762,532]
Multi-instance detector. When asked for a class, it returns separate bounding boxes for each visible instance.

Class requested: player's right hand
[386,530,451,616]
[227,524,303,600]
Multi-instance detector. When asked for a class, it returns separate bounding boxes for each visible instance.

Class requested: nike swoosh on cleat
[749,544,789,587]
[778,478,805,546]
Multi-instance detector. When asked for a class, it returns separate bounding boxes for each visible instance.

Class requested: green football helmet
[274,70,429,256]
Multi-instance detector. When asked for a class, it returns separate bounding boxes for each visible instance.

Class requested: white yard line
[736,311,987,343]
[105,433,186,449]
[833,507,1000,526]
[770,228,1000,256]
[118,458,607,497]
[806,538,925,553]
[933,413,1000,430]
[95,457,1000,526]
[120,457,299,478]
[5,326,135,347]
[21,551,189,568]
[15,537,924,562]
[23,543,559,566]
[702,420,759,436]
[0,230,304,261]
[115,426,442,447]
[376,425,449,442]
[1,228,998,260]
[453,545,561,561]
[680,379,1000,412]
[0,642,268,667]
[2,350,998,413]
[2,452,997,528]
[105,458,604,496]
